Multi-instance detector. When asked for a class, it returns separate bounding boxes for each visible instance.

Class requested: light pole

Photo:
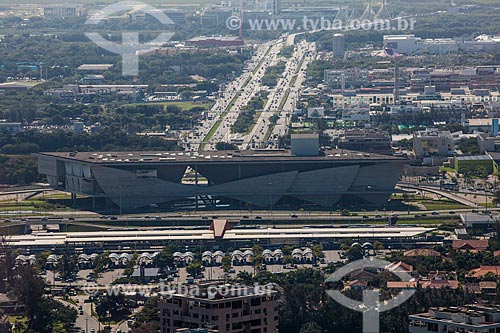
[119,185,123,216]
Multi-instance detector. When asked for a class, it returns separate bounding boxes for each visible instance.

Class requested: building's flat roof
[455,155,492,161]
[467,118,498,126]
[36,149,404,165]
[188,36,243,42]
[7,226,434,247]
[77,64,113,70]
[409,305,500,328]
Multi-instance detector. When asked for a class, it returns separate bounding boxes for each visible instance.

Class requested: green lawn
[439,166,457,174]
[9,316,28,332]
[419,200,469,211]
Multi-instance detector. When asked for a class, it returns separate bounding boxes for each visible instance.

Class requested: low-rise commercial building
[454,155,497,174]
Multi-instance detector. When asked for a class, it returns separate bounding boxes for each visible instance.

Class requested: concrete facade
[413,129,454,158]
[159,284,279,333]
[36,149,406,210]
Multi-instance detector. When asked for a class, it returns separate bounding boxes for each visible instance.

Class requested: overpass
[397,183,479,208]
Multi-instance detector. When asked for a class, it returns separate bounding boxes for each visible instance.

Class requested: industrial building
[37,142,406,211]
[159,282,279,333]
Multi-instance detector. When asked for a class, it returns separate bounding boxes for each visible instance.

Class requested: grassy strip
[253,45,273,75]
[200,93,240,150]
[421,201,469,210]
[289,55,305,87]
[262,89,291,145]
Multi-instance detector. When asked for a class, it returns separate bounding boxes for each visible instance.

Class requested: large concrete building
[36,148,405,211]
[413,129,454,159]
[384,34,500,55]
[159,283,279,333]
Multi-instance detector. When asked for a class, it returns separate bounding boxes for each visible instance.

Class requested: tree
[252,244,264,256]
[95,293,131,323]
[221,254,232,273]
[253,254,265,273]
[0,237,15,292]
[493,190,500,206]
[156,244,178,268]
[373,241,385,251]
[93,252,109,277]
[216,142,238,150]
[347,244,364,262]
[186,262,203,277]
[11,265,46,331]
[236,271,253,285]
[55,252,77,280]
[312,244,325,259]
[131,296,159,332]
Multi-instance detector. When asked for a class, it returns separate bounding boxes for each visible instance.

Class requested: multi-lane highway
[182,35,317,152]
[266,40,316,148]
[242,39,316,149]
[200,40,284,150]
[182,40,282,152]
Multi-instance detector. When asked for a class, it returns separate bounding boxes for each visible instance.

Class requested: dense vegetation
[261,61,286,87]
[0,154,41,184]
[231,95,266,133]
